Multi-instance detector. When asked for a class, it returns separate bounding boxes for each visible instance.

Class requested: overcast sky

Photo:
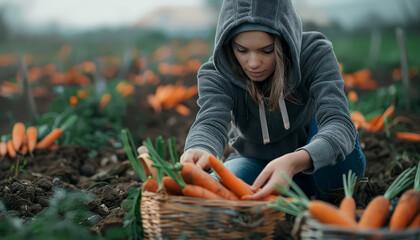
[0,0,416,33]
[0,0,206,31]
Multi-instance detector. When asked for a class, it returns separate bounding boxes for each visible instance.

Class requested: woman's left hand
[249,150,312,200]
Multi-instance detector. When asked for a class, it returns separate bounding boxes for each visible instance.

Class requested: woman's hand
[180,149,213,170]
[250,150,312,200]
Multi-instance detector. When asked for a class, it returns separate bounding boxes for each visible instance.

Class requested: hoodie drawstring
[258,96,290,145]
[279,97,290,130]
[258,96,270,144]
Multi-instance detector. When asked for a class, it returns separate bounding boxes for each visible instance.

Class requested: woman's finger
[251,167,273,191]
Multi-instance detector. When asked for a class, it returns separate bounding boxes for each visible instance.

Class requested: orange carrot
[48,144,59,150]
[20,144,28,155]
[339,170,358,222]
[163,176,183,195]
[369,104,395,132]
[182,184,225,200]
[389,189,420,230]
[0,142,7,157]
[181,162,239,200]
[358,166,415,229]
[208,155,254,198]
[7,140,16,158]
[26,126,37,154]
[36,128,63,149]
[175,104,190,116]
[389,163,420,230]
[69,96,78,108]
[12,122,25,151]
[407,211,420,229]
[395,132,420,142]
[308,200,357,228]
[99,93,111,110]
[143,178,158,192]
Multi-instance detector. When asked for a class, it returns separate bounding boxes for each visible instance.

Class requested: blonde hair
[226,34,292,111]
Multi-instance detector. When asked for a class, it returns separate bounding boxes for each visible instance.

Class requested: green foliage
[33,80,129,157]
[0,188,100,240]
[121,186,143,240]
[9,158,27,178]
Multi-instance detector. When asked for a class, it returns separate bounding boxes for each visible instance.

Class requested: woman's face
[232,31,275,82]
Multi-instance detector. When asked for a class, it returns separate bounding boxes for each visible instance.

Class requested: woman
[180,0,366,201]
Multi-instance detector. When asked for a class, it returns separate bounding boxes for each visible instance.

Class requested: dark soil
[1,73,420,238]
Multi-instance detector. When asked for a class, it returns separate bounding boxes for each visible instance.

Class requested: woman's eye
[236,48,247,53]
[262,49,274,54]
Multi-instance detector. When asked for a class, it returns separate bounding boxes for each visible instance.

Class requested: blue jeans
[211,119,366,200]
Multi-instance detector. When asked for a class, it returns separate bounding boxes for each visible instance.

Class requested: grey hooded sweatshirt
[184,0,357,173]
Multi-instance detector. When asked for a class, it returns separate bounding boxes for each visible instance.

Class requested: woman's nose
[248,53,261,68]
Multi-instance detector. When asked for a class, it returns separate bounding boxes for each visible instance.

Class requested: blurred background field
[0,0,419,147]
[0,1,420,239]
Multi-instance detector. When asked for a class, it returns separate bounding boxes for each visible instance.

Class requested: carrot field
[1,15,420,240]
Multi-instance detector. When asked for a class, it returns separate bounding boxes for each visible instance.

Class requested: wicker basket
[292,211,420,240]
[141,189,285,240]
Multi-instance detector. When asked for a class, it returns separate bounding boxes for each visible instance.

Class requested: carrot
[69,96,78,108]
[181,162,239,200]
[143,178,158,192]
[208,155,254,198]
[395,132,420,142]
[369,104,395,132]
[20,144,28,155]
[163,176,183,195]
[0,142,7,157]
[26,126,37,154]
[36,128,63,149]
[12,122,25,151]
[99,93,111,110]
[358,166,416,229]
[7,140,16,158]
[308,200,357,228]
[339,170,358,222]
[389,163,420,230]
[182,184,225,200]
[274,173,358,228]
[407,211,420,229]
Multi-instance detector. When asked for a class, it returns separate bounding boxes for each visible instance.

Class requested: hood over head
[213,0,303,91]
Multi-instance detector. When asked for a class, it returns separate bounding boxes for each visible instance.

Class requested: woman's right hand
[180,149,213,170]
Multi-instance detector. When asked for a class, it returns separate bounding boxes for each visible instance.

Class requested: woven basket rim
[292,211,420,239]
[142,188,277,207]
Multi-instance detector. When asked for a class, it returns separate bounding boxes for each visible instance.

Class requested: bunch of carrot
[0,122,64,159]
[350,104,420,142]
[126,135,277,201]
[271,164,420,232]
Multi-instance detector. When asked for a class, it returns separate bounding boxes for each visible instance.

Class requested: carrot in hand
[389,162,420,230]
[358,166,416,229]
[36,128,63,149]
[7,140,16,158]
[339,170,358,222]
[26,126,37,154]
[12,122,25,151]
[181,162,239,200]
[182,184,225,200]
[208,155,254,198]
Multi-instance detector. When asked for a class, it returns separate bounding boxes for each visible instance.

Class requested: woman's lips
[247,71,264,78]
